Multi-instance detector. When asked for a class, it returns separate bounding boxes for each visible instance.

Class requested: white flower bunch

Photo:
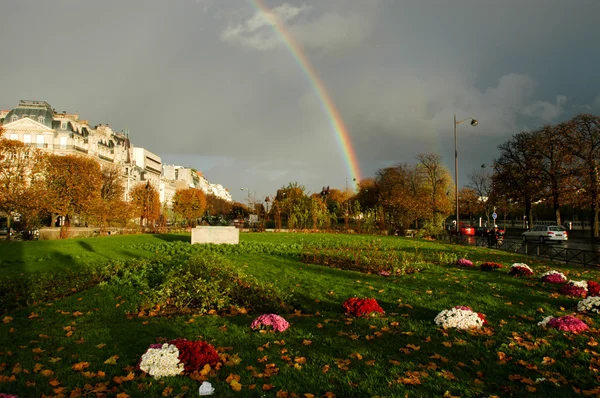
[538,316,554,327]
[568,280,588,290]
[139,343,184,379]
[577,296,600,313]
[540,270,567,281]
[434,307,484,330]
[510,263,533,273]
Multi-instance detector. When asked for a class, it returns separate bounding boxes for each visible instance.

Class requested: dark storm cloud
[1,0,598,201]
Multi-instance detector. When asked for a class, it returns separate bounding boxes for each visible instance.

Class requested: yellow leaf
[302,339,312,346]
[33,363,43,372]
[104,355,119,365]
[96,343,106,349]
[3,316,13,323]
[526,386,537,392]
[162,386,173,396]
[230,380,243,392]
[262,384,274,391]
[48,357,62,363]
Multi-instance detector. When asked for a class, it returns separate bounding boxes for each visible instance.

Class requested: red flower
[343,297,384,317]
[480,262,502,271]
[588,281,600,297]
[168,338,219,373]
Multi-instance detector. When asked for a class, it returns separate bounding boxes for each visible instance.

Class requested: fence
[441,235,600,268]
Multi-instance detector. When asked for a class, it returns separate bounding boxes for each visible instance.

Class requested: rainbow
[249,0,362,185]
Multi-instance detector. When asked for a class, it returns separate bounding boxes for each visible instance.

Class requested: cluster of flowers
[560,280,588,297]
[138,339,219,379]
[480,262,503,271]
[434,306,487,330]
[508,263,534,277]
[0,394,18,398]
[588,280,600,296]
[577,296,600,314]
[342,297,385,317]
[379,270,392,277]
[538,315,589,333]
[540,270,567,284]
[250,314,290,332]
[456,258,474,267]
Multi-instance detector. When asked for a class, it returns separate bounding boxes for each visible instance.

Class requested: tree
[206,193,233,217]
[467,168,494,225]
[130,182,161,231]
[89,165,131,229]
[458,187,480,226]
[494,132,543,229]
[558,114,600,238]
[416,153,453,227]
[529,124,575,226]
[172,188,207,227]
[0,136,47,236]
[42,154,102,237]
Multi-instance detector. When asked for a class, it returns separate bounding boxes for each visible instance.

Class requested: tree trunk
[525,200,533,230]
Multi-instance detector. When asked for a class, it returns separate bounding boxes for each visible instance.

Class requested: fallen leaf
[104,355,119,365]
[72,362,90,371]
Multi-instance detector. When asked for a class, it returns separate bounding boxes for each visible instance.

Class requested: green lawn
[1,233,599,397]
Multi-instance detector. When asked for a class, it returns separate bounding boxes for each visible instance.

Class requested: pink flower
[379,270,391,277]
[542,273,567,284]
[547,315,588,333]
[251,314,289,332]
[560,284,587,298]
[456,258,474,267]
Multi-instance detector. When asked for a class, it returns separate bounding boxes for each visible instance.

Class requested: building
[1,100,230,208]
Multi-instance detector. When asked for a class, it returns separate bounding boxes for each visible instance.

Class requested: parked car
[0,227,8,236]
[522,225,568,243]
[450,224,475,236]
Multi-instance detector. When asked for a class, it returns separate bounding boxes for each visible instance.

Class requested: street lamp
[454,114,478,228]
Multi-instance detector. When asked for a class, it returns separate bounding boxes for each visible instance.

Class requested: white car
[522,225,568,243]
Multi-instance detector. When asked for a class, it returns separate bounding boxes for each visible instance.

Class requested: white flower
[577,296,600,313]
[568,280,588,290]
[434,307,484,330]
[538,316,554,327]
[540,270,567,281]
[139,343,184,379]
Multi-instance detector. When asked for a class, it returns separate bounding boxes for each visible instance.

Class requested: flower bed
[540,270,567,284]
[508,263,533,277]
[250,314,290,332]
[480,262,502,271]
[138,339,219,379]
[434,306,487,330]
[342,297,384,317]
[456,258,474,267]
[139,343,185,379]
[169,338,219,372]
[588,280,600,296]
[577,296,600,314]
[538,315,588,333]
[560,280,588,297]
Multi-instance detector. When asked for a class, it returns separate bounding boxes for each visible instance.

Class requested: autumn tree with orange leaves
[130,182,161,230]
[172,188,207,227]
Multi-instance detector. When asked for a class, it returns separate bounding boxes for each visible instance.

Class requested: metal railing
[442,235,600,268]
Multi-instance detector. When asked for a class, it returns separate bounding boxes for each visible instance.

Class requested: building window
[23,134,31,144]
[36,135,45,148]
[59,136,67,149]
[61,121,67,130]
[11,115,18,122]
[10,133,18,140]
[38,116,45,124]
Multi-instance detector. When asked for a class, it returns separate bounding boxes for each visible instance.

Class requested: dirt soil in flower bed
[2,232,600,397]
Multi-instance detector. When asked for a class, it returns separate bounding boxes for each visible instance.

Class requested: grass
[1,232,600,397]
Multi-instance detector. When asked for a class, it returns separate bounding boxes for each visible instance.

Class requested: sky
[1,0,599,202]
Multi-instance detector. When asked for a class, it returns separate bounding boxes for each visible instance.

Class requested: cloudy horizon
[1,0,598,202]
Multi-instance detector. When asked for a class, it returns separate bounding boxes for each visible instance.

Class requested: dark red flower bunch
[343,297,384,317]
[559,284,587,298]
[588,281,600,297]
[169,338,219,373]
[480,262,502,271]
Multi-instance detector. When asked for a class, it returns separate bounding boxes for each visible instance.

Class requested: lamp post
[454,114,478,229]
